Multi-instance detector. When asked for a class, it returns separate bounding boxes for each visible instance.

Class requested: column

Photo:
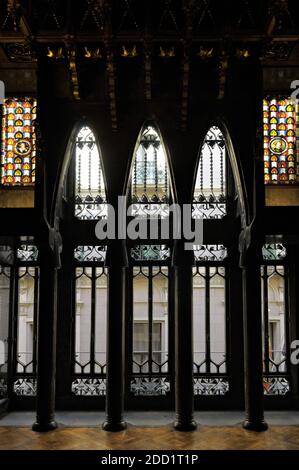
[102,240,127,431]
[174,241,196,431]
[242,244,268,431]
[32,244,58,431]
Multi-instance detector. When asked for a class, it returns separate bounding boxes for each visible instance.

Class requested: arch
[125,121,176,216]
[192,121,248,226]
[51,121,107,227]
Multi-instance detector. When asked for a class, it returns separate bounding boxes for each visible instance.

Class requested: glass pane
[130,124,171,218]
[75,126,107,220]
[94,268,107,374]
[152,267,168,373]
[193,267,206,373]
[133,267,149,373]
[210,267,226,373]
[1,98,37,186]
[263,98,298,184]
[0,267,10,397]
[75,267,92,373]
[17,267,36,373]
[193,126,226,219]
[267,266,286,373]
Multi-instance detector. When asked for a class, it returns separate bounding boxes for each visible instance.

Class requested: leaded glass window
[130,124,171,218]
[75,126,107,220]
[263,98,299,184]
[193,126,226,219]
[1,98,37,186]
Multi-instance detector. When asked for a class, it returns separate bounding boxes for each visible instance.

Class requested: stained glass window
[193,126,226,219]
[1,97,37,186]
[263,97,299,184]
[75,126,107,220]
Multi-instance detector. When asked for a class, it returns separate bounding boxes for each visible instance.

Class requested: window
[0,264,10,399]
[193,245,229,396]
[72,246,107,396]
[130,260,170,397]
[1,98,37,186]
[74,126,107,220]
[193,126,226,219]
[130,124,171,218]
[261,243,290,395]
[263,98,299,184]
[13,244,39,397]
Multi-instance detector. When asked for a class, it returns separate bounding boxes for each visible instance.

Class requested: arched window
[130,123,171,218]
[127,123,173,400]
[192,125,229,397]
[193,126,226,219]
[74,126,107,220]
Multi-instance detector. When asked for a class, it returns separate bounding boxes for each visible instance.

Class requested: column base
[174,419,197,432]
[32,420,58,432]
[243,420,268,432]
[102,421,127,432]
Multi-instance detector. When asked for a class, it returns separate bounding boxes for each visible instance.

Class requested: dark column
[32,244,58,432]
[242,245,268,431]
[174,241,196,431]
[103,240,127,432]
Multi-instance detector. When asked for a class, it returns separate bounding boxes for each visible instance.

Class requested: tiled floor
[0,412,299,450]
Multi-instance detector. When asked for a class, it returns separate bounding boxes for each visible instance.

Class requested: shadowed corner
[0,80,5,104]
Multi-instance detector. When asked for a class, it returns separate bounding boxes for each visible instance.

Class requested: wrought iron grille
[75,126,107,220]
[261,243,290,396]
[193,245,229,396]
[130,264,170,396]
[0,265,10,399]
[72,253,108,396]
[130,124,171,218]
[12,244,39,397]
[193,126,227,219]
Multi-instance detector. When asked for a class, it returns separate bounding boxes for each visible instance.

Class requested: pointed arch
[126,122,175,218]
[193,122,248,226]
[74,126,107,220]
[51,122,107,227]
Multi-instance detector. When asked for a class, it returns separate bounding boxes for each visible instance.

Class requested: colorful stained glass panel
[1,97,37,186]
[263,98,299,184]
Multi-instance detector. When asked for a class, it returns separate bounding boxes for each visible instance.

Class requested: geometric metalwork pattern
[262,243,287,261]
[75,126,107,220]
[71,378,106,396]
[193,126,226,219]
[131,245,170,261]
[193,265,227,376]
[13,378,37,396]
[16,245,38,262]
[263,97,299,184]
[194,244,228,262]
[74,245,106,263]
[193,378,229,396]
[130,377,170,396]
[1,97,37,185]
[263,377,290,395]
[130,124,171,218]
